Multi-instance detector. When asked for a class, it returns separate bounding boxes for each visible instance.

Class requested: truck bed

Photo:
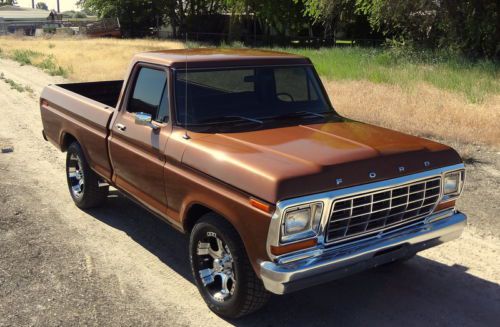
[57,80,123,108]
[40,80,123,180]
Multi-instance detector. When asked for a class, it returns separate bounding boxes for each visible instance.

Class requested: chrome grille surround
[265,163,465,262]
[326,177,441,244]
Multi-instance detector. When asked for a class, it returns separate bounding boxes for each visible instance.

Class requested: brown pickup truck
[40,49,467,318]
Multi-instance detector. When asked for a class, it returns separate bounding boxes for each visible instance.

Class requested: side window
[128,67,168,122]
[274,67,318,102]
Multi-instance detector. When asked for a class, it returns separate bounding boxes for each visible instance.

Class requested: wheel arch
[183,203,214,233]
[60,131,77,152]
[59,132,92,168]
[183,202,244,236]
[183,202,250,247]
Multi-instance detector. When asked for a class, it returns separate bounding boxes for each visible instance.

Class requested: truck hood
[181,121,462,203]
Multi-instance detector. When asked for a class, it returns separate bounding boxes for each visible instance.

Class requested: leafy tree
[76,0,498,59]
[73,11,87,18]
[356,0,499,59]
[78,0,226,37]
[356,0,442,45]
[225,0,311,39]
[78,0,166,37]
[36,2,49,10]
[161,0,227,38]
[301,0,359,40]
[61,10,76,18]
[304,0,498,59]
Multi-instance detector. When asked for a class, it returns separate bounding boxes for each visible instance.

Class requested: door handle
[116,123,126,131]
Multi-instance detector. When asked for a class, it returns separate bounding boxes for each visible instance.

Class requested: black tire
[66,142,108,209]
[189,213,270,319]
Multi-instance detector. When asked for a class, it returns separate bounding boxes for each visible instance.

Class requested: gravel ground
[0,58,499,326]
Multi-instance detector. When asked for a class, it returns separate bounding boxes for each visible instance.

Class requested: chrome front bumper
[260,210,466,294]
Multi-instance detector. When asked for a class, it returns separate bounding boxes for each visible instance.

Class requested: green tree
[356,0,499,59]
[73,11,87,18]
[301,0,358,40]
[161,0,227,38]
[78,0,228,37]
[78,0,166,37]
[36,2,48,10]
[225,0,311,39]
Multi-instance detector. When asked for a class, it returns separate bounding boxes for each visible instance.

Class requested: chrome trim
[261,210,466,294]
[280,202,323,243]
[325,176,441,244]
[98,181,110,188]
[266,163,465,261]
[441,168,466,202]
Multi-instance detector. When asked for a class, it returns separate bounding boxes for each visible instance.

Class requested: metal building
[0,5,57,36]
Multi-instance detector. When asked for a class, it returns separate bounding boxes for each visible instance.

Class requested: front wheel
[66,142,108,209]
[189,213,270,318]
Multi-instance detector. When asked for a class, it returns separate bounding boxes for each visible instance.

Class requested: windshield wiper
[194,115,263,126]
[263,111,335,121]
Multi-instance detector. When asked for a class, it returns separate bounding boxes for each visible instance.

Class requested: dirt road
[1,58,499,326]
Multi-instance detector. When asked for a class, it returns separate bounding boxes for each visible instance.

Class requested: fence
[162,31,383,48]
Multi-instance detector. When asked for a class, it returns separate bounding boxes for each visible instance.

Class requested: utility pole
[32,0,34,9]
[56,0,60,13]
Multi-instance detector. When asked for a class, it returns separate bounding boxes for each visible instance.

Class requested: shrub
[12,49,41,65]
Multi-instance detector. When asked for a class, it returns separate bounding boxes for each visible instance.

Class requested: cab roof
[133,48,312,69]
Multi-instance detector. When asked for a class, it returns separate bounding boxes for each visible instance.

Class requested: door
[108,64,172,214]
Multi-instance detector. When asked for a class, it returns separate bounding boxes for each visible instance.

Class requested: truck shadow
[86,191,500,327]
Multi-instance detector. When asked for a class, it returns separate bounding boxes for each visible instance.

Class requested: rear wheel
[189,213,270,318]
[66,142,108,209]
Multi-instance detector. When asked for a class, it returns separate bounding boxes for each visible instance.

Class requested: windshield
[174,66,334,127]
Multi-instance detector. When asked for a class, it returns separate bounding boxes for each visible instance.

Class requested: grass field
[290,47,499,104]
[0,36,498,148]
[0,37,184,81]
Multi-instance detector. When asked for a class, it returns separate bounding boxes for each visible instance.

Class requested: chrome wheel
[67,153,84,198]
[196,232,236,302]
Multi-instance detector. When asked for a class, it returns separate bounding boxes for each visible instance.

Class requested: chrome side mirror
[134,112,152,125]
[134,112,159,131]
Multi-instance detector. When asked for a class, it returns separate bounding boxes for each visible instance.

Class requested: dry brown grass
[325,80,500,148]
[1,36,498,148]
[0,36,184,81]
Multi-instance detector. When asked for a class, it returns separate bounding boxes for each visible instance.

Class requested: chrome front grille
[326,177,441,244]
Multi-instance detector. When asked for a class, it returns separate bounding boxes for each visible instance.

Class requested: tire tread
[191,213,270,318]
[66,142,108,209]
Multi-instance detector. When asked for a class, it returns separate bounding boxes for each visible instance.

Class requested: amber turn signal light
[434,200,456,212]
[270,238,317,256]
[249,198,272,213]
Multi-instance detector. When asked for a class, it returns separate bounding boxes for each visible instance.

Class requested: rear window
[179,69,254,93]
[275,67,319,102]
